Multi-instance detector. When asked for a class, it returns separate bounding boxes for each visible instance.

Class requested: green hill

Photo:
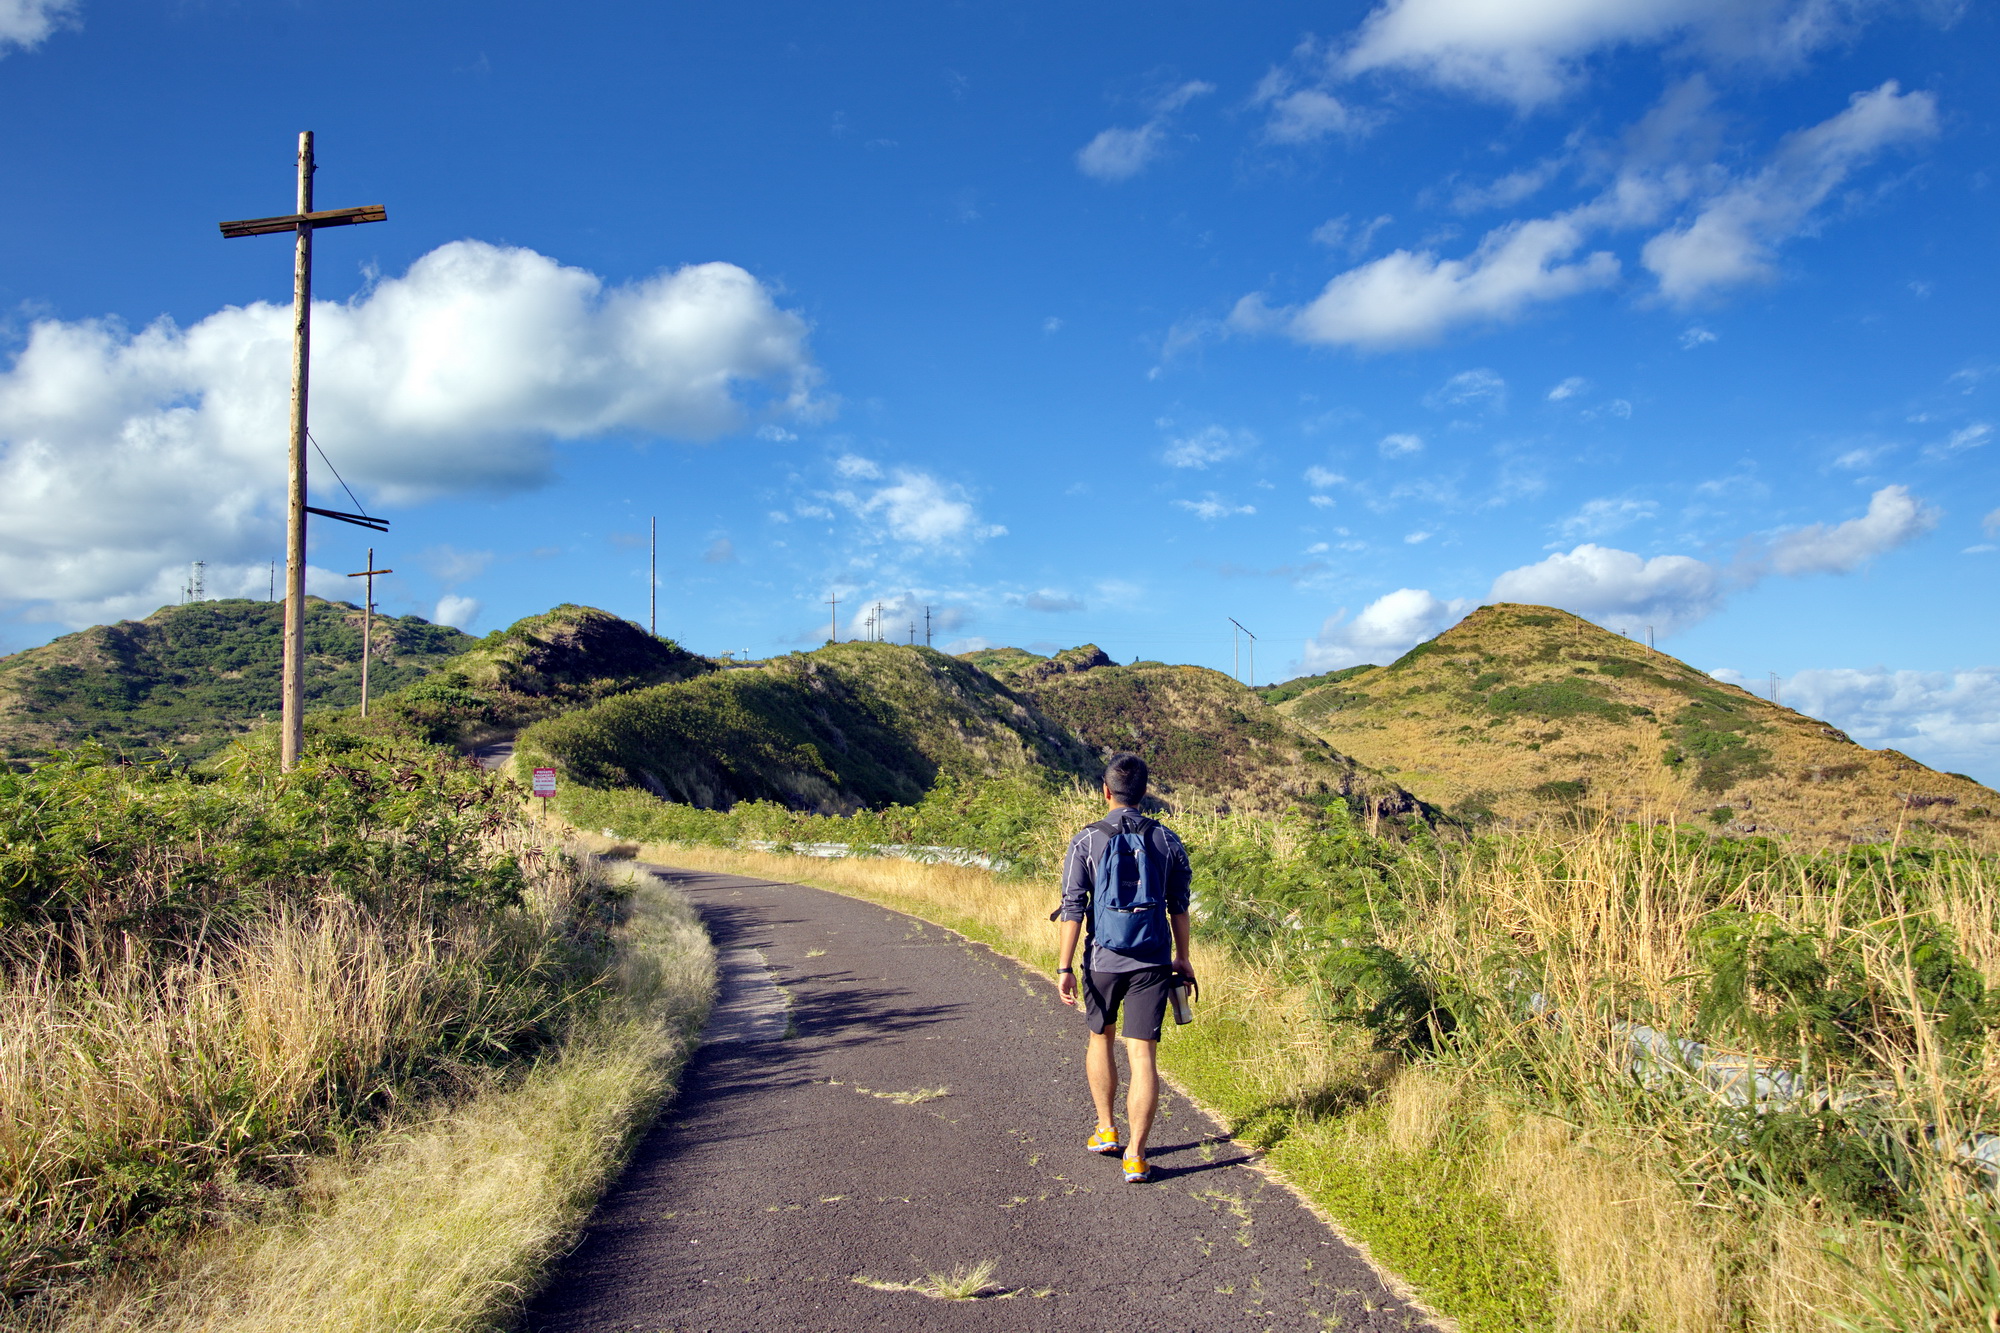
[970,644,1420,817]
[519,641,1098,813]
[1274,603,2000,846]
[405,604,713,741]
[0,598,474,764]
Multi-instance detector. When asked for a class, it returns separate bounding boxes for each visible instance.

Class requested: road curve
[527,867,1437,1333]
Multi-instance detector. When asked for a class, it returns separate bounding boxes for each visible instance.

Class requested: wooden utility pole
[221,132,386,771]
[346,548,393,718]
[924,605,932,647]
[826,593,838,644]
[649,516,657,636]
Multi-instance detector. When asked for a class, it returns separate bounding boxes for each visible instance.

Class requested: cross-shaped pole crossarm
[306,505,390,532]
[219,204,387,239]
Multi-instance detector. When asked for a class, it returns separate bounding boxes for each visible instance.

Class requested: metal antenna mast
[220,133,387,771]
[826,593,838,644]
[649,516,656,636]
[924,605,932,647]
[1228,617,1257,688]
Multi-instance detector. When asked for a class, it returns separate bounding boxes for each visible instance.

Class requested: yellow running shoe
[1122,1154,1152,1183]
[1086,1126,1123,1155]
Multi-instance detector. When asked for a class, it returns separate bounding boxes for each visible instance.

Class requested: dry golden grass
[21,864,715,1333]
[0,813,611,1304]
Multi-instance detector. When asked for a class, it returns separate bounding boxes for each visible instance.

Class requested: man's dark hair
[1104,752,1149,805]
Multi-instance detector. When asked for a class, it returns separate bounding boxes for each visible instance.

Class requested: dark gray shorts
[1084,966,1174,1042]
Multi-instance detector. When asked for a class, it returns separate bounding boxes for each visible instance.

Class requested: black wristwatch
[1057,967,1075,974]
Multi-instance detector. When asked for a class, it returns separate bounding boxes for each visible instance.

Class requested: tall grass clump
[583,772,2000,1332]
[36,866,715,1333]
[0,728,622,1309]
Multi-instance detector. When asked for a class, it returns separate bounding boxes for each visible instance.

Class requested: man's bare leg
[1086,1028,1119,1136]
[1123,1036,1160,1157]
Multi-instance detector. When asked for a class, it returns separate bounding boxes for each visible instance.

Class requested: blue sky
[2,0,1997,778]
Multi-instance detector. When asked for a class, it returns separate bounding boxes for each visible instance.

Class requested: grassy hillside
[0,598,473,764]
[1277,602,1999,847]
[396,604,713,743]
[520,640,1099,813]
[970,643,1420,818]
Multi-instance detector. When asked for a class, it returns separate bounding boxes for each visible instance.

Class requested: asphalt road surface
[527,867,1438,1333]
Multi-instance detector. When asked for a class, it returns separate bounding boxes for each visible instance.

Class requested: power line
[305,429,372,520]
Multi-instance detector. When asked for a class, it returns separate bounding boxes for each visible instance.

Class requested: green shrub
[1485,679,1627,722]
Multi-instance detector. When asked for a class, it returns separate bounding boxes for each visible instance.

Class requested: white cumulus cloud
[1306,588,1476,670]
[1277,215,1619,348]
[833,468,1003,548]
[1767,483,1937,575]
[0,0,75,54]
[1340,0,1878,108]
[434,594,481,631]
[1775,667,2000,783]
[0,241,820,625]
[1491,543,1722,635]
[1643,82,1938,302]
[1379,433,1425,457]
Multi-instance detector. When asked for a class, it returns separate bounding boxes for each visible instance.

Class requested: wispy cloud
[1163,425,1255,469]
[1175,496,1257,520]
[1251,37,1375,144]
[1076,80,1215,182]
[1233,80,1936,348]
[1425,368,1507,412]
[1559,497,1658,539]
[1643,83,1939,302]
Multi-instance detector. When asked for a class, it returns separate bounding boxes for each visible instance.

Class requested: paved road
[528,867,1437,1333]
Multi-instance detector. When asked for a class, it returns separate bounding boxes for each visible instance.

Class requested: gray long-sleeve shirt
[1057,807,1193,973]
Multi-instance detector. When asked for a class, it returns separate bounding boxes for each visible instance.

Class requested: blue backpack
[1090,818,1171,957]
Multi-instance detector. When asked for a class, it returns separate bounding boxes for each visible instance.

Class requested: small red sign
[531,767,557,797]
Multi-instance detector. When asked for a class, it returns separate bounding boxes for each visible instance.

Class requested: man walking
[1055,753,1195,1183]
